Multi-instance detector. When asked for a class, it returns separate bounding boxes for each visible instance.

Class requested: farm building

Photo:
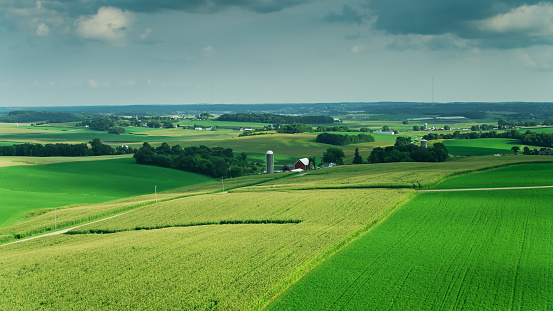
[539,150,553,155]
[294,158,309,171]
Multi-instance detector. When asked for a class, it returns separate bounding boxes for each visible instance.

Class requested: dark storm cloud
[323,5,365,24]
[367,0,553,48]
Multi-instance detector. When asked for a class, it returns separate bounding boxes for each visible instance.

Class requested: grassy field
[2,135,553,310]
[0,158,213,228]
[434,162,553,189]
[235,156,553,191]
[268,170,553,310]
[0,188,413,310]
[443,138,522,156]
[178,119,271,128]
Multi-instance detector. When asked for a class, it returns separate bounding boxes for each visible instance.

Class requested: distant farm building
[266,150,274,174]
[539,150,553,155]
[294,158,309,171]
[374,130,395,135]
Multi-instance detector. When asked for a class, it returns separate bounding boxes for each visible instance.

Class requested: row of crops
[2,160,553,309]
[0,189,413,310]
[268,163,553,310]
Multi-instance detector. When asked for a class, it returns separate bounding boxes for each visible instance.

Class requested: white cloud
[477,3,553,36]
[75,7,136,45]
[6,0,65,35]
[88,79,99,88]
[140,28,153,40]
[202,45,215,57]
[35,22,50,36]
[350,45,364,54]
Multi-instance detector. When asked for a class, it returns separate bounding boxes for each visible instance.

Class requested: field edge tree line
[133,142,260,178]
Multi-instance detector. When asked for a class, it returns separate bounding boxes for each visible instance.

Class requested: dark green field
[0,158,213,228]
[443,138,522,156]
[268,164,553,310]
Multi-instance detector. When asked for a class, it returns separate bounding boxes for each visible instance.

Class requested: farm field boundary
[267,187,553,310]
[0,166,301,245]
[420,185,553,192]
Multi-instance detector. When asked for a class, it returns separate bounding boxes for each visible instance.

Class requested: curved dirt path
[0,212,127,248]
[419,185,553,192]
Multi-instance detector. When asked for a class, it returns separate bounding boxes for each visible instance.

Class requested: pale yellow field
[0,154,133,167]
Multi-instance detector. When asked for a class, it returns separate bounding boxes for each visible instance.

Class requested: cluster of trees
[316,133,375,146]
[498,119,552,127]
[519,131,553,148]
[368,138,448,163]
[78,116,178,132]
[217,113,334,124]
[315,125,371,132]
[322,147,345,165]
[423,130,522,141]
[133,143,259,178]
[195,112,211,120]
[423,129,553,148]
[276,123,313,133]
[0,138,132,157]
[0,111,89,123]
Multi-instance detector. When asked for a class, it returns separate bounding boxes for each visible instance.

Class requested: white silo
[421,139,428,148]
[266,150,274,174]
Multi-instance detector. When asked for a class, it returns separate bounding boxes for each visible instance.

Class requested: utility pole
[221,177,224,192]
[55,208,57,230]
[155,185,157,203]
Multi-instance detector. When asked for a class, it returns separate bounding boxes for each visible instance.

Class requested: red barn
[294,158,309,170]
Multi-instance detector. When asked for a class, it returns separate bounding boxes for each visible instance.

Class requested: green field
[178,119,271,128]
[0,158,213,228]
[0,188,413,310]
[268,173,553,309]
[2,145,553,309]
[443,138,522,156]
[434,162,553,189]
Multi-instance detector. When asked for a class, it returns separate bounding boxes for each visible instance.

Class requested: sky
[1,0,553,106]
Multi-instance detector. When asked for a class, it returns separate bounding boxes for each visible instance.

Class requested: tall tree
[352,148,363,164]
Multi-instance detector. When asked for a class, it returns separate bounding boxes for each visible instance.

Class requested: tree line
[423,129,553,148]
[0,138,133,157]
[315,125,371,132]
[368,137,448,163]
[133,143,259,178]
[0,110,91,123]
[276,123,314,133]
[316,132,375,146]
[217,113,334,124]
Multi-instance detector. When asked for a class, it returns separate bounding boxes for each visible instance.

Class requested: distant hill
[0,111,90,123]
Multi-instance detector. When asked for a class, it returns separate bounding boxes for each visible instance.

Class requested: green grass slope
[433,162,553,189]
[443,138,521,156]
[0,158,213,228]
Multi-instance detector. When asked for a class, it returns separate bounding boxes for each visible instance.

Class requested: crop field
[178,119,270,128]
[268,187,553,310]
[443,138,523,156]
[237,155,553,191]
[0,158,213,228]
[0,170,295,244]
[519,126,553,133]
[434,162,553,189]
[0,188,414,310]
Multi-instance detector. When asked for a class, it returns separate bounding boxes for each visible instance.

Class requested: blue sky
[1,0,553,106]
